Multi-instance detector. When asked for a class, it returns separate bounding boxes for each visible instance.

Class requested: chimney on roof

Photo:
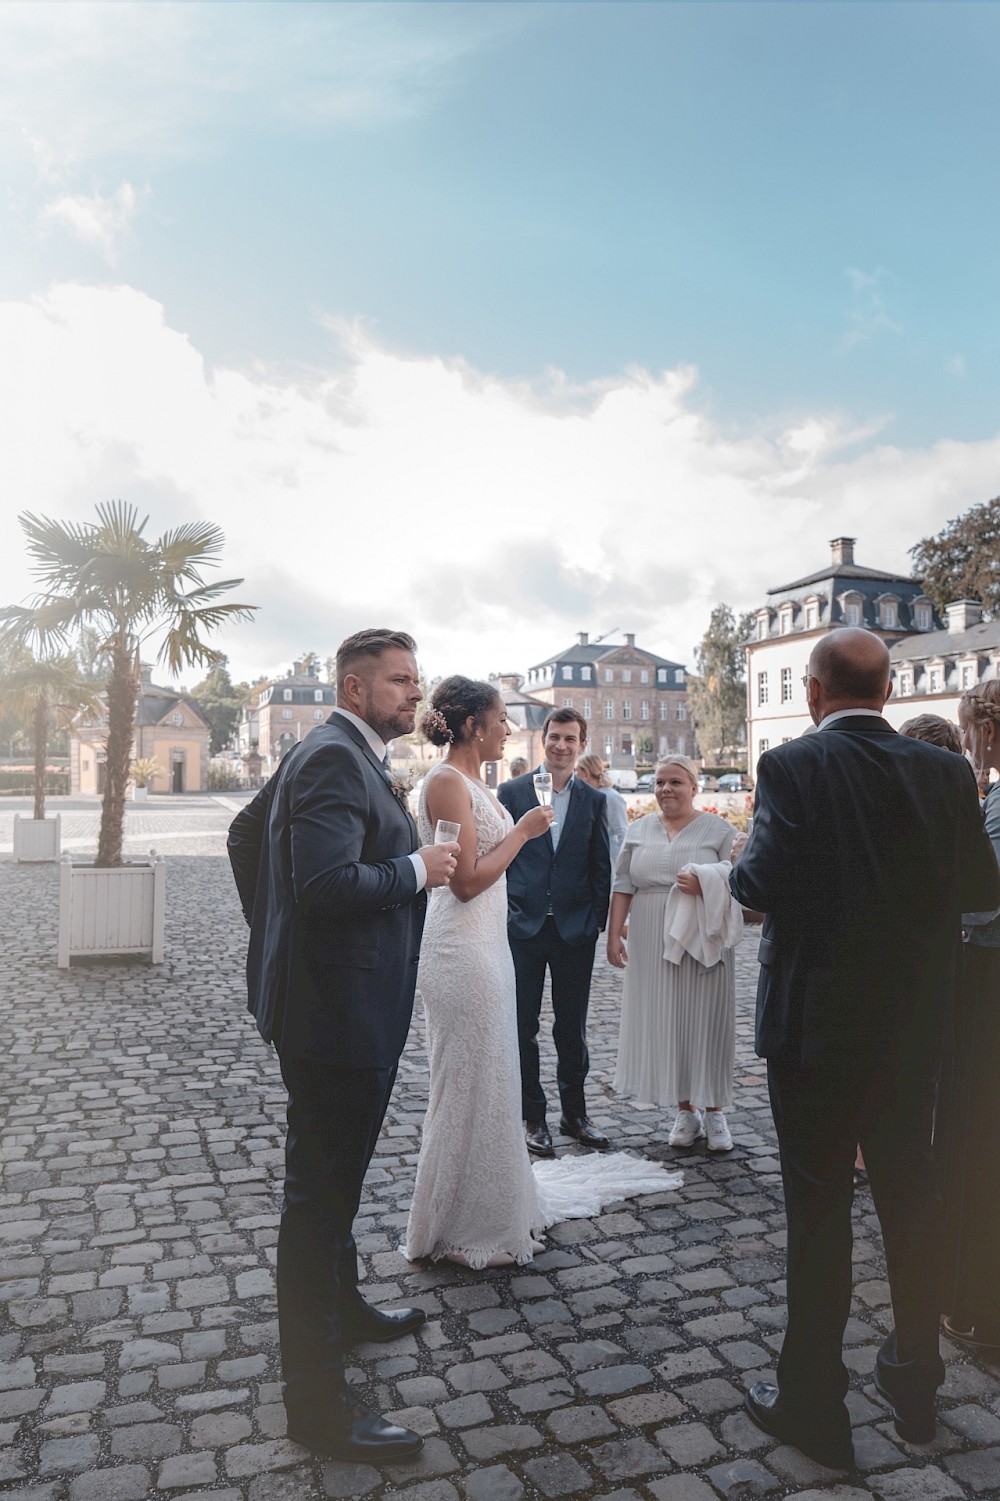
[139,662,153,689]
[577,632,589,646]
[946,600,984,633]
[830,537,856,567]
[625,633,635,648]
[290,661,301,677]
[497,672,523,692]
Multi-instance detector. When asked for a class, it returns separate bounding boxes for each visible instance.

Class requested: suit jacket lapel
[556,777,584,850]
[330,716,418,851]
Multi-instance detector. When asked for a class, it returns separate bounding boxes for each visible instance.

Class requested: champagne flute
[434,819,461,845]
[533,770,557,827]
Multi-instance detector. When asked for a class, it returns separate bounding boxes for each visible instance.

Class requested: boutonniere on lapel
[389,769,415,810]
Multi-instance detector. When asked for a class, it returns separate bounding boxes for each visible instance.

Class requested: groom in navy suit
[498,707,612,1156]
[227,629,458,1464]
[731,627,1000,1468]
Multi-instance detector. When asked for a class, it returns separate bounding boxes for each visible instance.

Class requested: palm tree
[0,501,255,866]
[0,649,103,820]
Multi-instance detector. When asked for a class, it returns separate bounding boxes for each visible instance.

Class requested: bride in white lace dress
[403,677,682,1269]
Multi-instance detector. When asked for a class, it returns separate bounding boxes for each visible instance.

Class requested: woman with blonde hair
[607,756,740,1152]
[935,681,1000,1351]
[576,752,629,867]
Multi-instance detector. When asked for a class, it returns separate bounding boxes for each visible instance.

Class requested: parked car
[718,774,752,792]
[606,768,638,791]
[697,774,719,792]
[636,773,655,791]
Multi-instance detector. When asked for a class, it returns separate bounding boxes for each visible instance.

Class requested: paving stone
[706,1458,782,1496]
[320,1461,382,1498]
[437,1392,493,1428]
[655,1421,725,1466]
[461,1423,543,1460]
[765,1443,851,1483]
[68,1467,151,1501]
[156,1451,217,1489]
[940,1403,1000,1444]
[444,1358,509,1393]
[461,1465,524,1501]
[647,1482,719,1501]
[38,1433,101,1474]
[676,1376,746,1413]
[521,1452,594,1497]
[190,1410,253,1446]
[942,1449,1000,1494]
[249,1476,322,1501]
[588,1434,667,1480]
[44,1380,106,1415]
[577,1362,653,1396]
[869,1466,965,1500]
[546,1404,618,1443]
[110,1421,183,1460]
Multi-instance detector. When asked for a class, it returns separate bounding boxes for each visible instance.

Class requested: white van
[605,768,638,791]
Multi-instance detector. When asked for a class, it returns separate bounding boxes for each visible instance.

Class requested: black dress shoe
[559,1115,610,1151]
[287,1397,423,1461]
[744,1382,854,1470]
[873,1370,936,1445]
[525,1120,555,1158]
[344,1302,427,1345]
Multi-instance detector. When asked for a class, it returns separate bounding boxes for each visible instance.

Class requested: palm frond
[156,522,226,581]
[171,579,249,608]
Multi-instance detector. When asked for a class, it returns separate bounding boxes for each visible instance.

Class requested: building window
[915,605,932,631]
[881,601,898,629]
[846,602,861,625]
[640,669,649,684]
[658,701,669,720]
[561,666,572,680]
[657,668,667,683]
[622,700,632,720]
[640,699,650,720]
[781,667,792,703]
[582,666,592,681]
[675,670,684,685]
[676,701,686,720]
[604,700,614,720]
[659,736,669,755]
[805,603,818,629]
[313,709,324,720]
[282,708,293,720]
[758,615,769,640]
[563,698,573,708]
[929,666,943,692]
[283,688,293,701]
[604,738,613,759]
[757,672,769,706]
[621,734,632,756]
[898,671,913,696]
[781,736,792,744]
[314,689,324,702]
[622,669,632,683]
[760,738,770,754]
[170,711,183,726]
[582,699,592,719]
[961,663,976,689]
[604,668,614,683]
[780,607,792,635]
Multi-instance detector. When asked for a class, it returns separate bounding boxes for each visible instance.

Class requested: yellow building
[70,665,211,795]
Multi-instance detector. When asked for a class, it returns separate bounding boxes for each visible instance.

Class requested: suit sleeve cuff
[409,852,428,893]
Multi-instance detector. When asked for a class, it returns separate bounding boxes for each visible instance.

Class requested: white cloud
[41,181,140,262]
[0,2,512,177]
[840,266,903,350]
[1,283,997,684]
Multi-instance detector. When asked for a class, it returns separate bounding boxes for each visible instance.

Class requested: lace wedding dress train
[403,770,682,1270]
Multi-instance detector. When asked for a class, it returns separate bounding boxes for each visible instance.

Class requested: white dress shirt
[817,707,886,731]
[331,707,427,891]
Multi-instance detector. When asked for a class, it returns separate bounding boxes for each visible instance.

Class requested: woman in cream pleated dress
[607,756,737,1152]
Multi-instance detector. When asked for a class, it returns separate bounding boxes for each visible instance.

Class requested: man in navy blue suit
[498,708,612,1156]
[731,627,1000,1469]
[228,629,458,1463]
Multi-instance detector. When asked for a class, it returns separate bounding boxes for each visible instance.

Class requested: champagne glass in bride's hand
[533,770,557,827]
[434,819,461,845]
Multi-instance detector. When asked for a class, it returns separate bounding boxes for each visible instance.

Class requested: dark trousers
[510,916,597,1122]
[276,1055,397,1414]
[768,1059,945,1428]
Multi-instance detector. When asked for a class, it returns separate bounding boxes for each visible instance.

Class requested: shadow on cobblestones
[1,841,999,1501]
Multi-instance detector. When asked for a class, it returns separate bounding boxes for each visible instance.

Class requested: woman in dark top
[936,684,1000,1352]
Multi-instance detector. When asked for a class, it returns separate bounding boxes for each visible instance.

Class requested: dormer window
[960,661,977,690]
[928,664,944,693]
[877,594,900,629]
[914,601,933,631]
[805,601,818,630]
[756,611,770,640]
[561,666,572,681]
[283,688,293,702]
[898,669,913,697]
[581,666,592,682]
[657,668,667,683]
[779,605,793,635]
[839,591,864,626]
[314,689,324,702]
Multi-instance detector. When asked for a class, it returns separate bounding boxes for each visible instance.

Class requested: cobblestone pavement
[1,800,999,1500]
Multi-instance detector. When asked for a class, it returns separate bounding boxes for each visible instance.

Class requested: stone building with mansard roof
[523,631,694,767]
[745,535,1000,771]
[70,663,211,795]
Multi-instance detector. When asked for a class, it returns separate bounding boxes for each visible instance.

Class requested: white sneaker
[704,1112,733,1152]
[668,1108,704,1147]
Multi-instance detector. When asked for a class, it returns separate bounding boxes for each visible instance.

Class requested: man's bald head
[806,628,891,723]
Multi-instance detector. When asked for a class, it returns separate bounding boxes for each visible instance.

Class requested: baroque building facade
[523,632,694,766]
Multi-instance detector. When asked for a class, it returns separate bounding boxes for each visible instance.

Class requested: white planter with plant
[131,757,162,802]
[13,812,62,862]
[2,501,255,963]
[58,849,166,967]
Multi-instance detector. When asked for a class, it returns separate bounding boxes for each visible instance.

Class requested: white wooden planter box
[58,852,166,967]
[132,786,149,802]
[13,815,61,862]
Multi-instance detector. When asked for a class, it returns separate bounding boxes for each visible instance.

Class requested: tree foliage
[909,496,1000,618]
[687,604,754,764]
[0,648,102,818]
[0,501,255,866]
[190,657,250,754]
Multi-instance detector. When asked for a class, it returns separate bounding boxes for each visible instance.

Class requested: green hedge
[0,771,70,795]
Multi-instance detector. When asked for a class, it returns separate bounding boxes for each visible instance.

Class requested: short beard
[366,707,416,743]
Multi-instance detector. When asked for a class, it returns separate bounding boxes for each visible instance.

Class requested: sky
[1,0,999,688]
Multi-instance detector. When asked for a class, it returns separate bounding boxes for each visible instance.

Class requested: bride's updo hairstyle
[959,680,1000,777]
[420,676,501,747]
